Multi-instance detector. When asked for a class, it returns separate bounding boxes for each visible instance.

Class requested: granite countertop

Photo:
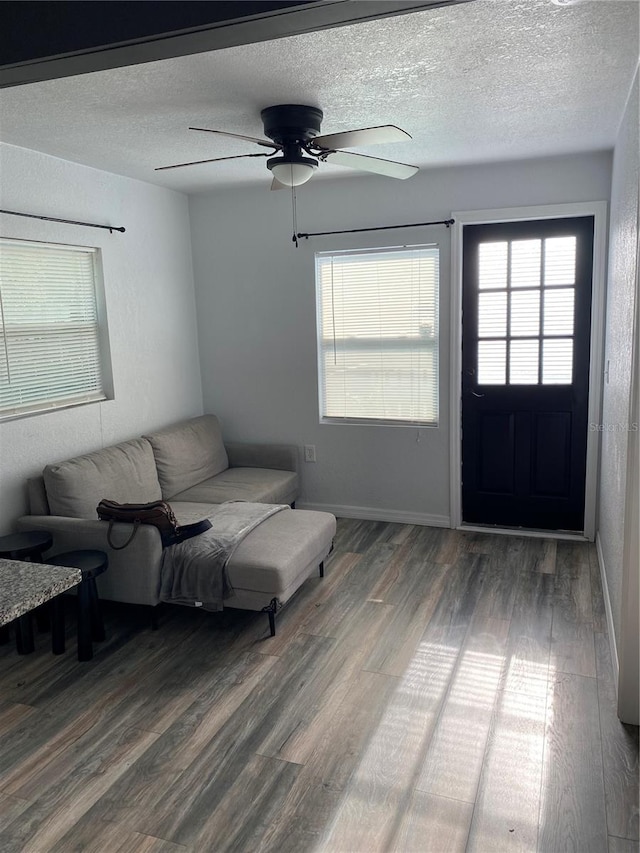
[0,559,83,626]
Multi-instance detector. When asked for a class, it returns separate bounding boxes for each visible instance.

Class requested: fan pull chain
[291,184,299,247]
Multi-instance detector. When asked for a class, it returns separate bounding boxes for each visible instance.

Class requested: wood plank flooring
[0,520,637,852]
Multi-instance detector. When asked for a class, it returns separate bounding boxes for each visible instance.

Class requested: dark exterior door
[461,216,594,531]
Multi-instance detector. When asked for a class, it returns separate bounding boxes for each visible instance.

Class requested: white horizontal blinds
[542,236,575,384]
[477,234,576,386]
[0,240,105,416]
[478,242,508,384]
[316,246,439,424]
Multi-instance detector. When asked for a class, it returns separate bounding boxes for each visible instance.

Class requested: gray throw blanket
[159,501,289,611]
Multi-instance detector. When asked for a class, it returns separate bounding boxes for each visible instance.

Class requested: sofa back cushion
[43,438,162,518]
[28,476,50,515]
[144,414,229,499]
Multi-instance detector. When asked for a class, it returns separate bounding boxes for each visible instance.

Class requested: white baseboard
[296,502,451,529]
[596,531,620,693]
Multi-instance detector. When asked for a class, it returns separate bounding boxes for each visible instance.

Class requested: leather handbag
[96,499,211,550]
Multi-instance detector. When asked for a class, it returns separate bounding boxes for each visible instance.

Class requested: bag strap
[106,518,141,550]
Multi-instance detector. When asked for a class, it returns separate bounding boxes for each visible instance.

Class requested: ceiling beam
[0,0,473,89]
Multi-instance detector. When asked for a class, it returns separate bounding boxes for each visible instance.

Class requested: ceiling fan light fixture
[268,154,318,187]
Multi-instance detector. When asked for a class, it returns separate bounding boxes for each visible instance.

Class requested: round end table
[0,530,54,653]
[0,530,53,561]
[48,550,108,661]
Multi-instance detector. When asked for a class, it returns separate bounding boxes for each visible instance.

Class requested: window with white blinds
[0,238,108,418]
[315,245,439,425]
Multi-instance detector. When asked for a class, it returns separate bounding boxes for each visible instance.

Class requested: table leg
[35,603,51,632]
[77,581,93,661]
[15,614,34,654]
[51,595,65,655]
[88,578,105,642]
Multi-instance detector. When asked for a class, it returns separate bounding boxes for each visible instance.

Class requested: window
[315,245,439,425]
[477,236,577,385]
[0,238,110,419]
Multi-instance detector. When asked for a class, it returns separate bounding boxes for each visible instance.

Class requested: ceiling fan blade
[323,150,418,180]
[155,152,271,171]
[314,125,411,151]
[270,177,287,191]
[189,126,277,150]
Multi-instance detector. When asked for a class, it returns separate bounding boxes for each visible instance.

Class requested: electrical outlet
[304,444,316,463]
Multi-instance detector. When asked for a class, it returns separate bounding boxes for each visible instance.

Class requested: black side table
[0,530,54,653]
[47,550,108,661]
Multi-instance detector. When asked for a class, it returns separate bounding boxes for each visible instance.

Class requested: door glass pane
[543,339,573,384]
[511,290,540,337]
[544,288,575,335]
[544,236,576,286]
[479,242,508,290]
[478,340,506,384]
[478,291,507,337]
[511,240,541,288]
[510,340,539,384]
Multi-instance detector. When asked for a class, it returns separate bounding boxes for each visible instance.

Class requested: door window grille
[476,236,576,385]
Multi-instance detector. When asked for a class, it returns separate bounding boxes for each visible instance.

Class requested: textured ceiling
[0,0,638,194]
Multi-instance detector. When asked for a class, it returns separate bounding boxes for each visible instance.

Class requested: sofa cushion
[227,509,336,594]
[144,415,229,499]
[27,476,50,515]
[169,467,299,506]
[43,438,162,519]
[170,501,222,524]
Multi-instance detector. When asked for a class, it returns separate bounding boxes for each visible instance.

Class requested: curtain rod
[0,209,125,233]
[295,218,455,243]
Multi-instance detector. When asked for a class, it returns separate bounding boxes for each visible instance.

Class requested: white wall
[190,151,612,523]
[0,144,204,533]
[597,68,639,723]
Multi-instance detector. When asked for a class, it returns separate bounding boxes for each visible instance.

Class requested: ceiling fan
[156,104,419,188]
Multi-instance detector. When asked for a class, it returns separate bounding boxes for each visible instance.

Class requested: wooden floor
[0,520,638,852]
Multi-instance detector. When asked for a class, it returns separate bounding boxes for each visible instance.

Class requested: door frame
[449,201,608,540]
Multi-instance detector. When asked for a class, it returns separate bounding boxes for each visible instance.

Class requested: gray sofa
[18,414,301,609]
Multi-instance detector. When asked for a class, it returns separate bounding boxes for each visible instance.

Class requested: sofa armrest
[16,515,164,607]
[225,442,299,473]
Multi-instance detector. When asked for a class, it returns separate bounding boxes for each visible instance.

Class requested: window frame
[0,236,113,422]
[314,243,440,428]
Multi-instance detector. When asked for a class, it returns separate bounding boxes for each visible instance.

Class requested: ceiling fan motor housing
[260,104,324,145]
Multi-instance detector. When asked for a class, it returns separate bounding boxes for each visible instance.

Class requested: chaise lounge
[18,414,336,634]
